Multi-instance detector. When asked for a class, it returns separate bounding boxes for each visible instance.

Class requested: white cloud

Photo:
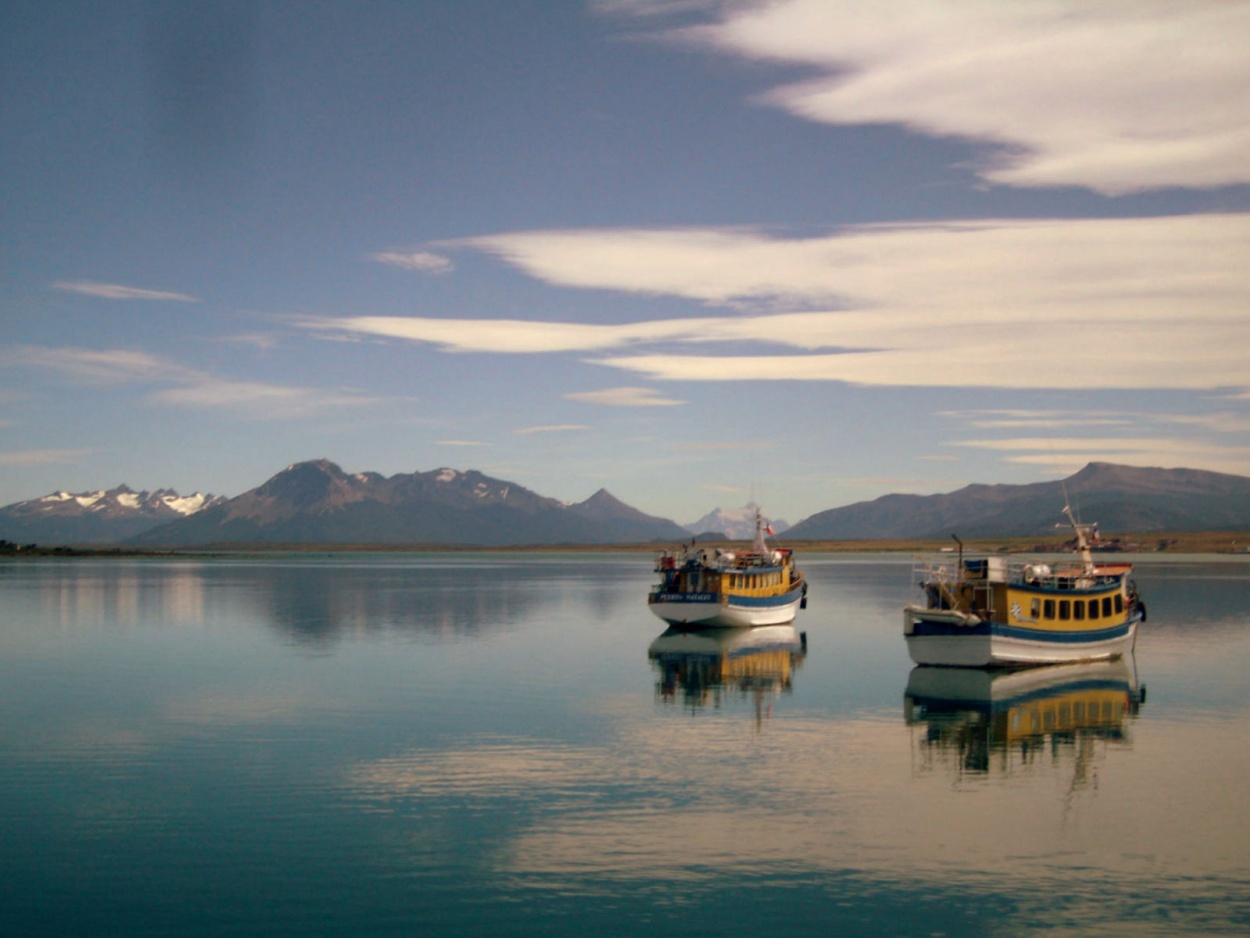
[310,214,1250,393]
[3,347,191,384]
[3,346,377,418]
[664,0,1250,194]
[369,251,455,274]
[0,449,89,466]
[671,441,771,452]
[150,379,375,417]
[514,425,590,435]
[565,386,684,407]
[943,408,1250,434]
[939,410,1136,431]
[303,314,705,353]
[52,281,200,302]
[948,436,1250,476]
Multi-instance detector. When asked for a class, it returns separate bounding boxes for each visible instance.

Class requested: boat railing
[913,554,1127,594]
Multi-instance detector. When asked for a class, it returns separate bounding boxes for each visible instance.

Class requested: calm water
[1,553,1248,937]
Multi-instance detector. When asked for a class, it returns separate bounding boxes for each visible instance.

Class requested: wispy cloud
[939,410,1136,431]
[0,449,90,466]
[656,0,1250,194]
[53,281,200,302]
[671,441,771,452]
[455,215,1249,392]
[2,346,377,418]
[948,436,1250,476]
[437,439,491,447]
[514,425,590,435]
[3,347,191,383]
[369,251,455,274]
[942,409,1250,434]
[565,386,684,407]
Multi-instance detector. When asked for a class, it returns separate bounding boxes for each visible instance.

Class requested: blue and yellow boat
[648,512,807,628]
[904,506,1145,668]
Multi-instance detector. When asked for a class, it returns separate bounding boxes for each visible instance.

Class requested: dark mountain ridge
[785,462,1250,540]
[5,460,1248,548]
[131,460,691,547]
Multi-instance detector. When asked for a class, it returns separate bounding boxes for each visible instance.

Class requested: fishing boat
[903,506,1145,668]
[648,512,807,628]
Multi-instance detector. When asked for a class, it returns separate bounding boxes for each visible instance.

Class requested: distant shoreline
[4,530,1250,557]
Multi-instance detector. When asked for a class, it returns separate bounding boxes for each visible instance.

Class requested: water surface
[2,553,1247,936]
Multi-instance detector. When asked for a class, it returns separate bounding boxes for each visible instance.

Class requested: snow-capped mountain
[0,485,225,544]
[684,503,790,540]
[129,459,691,547]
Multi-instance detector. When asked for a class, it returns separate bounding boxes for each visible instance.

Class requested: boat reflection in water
[648,624,806,724]
[904,659,1146,777]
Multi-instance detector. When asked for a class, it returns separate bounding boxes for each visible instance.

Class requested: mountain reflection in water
[904,658,1145,777]
[648,624,806,724]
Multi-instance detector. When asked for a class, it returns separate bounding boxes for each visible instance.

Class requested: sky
[2,0,1249,527]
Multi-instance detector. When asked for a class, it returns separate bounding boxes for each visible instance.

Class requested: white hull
[648,595,803,628]
[904,614,1139,668]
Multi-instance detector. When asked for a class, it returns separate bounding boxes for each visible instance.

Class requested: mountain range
[0,485,226,544]
[2,460,1249,548]
[785,462,1250,539]
[126,460,690,547]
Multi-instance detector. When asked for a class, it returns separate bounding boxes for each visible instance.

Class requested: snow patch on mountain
[162,493,213,515]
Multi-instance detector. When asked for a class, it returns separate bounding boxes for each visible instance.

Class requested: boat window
[1089,598,1100,620]
[1074,601,1085,621]
[1059,600,1071,620]
[1031,598,1041,618]
[1044,599,1055,619]
[1115,594,1124,613]
[1102,597,1113,617]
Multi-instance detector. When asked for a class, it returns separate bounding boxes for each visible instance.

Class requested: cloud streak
[565,386,684,407]
[2,346,377,418]
[663,0,1250,194]
[0,449,91,466]
[53,281,200,302]
[514,425,590,435]
[310,214,1250,393]
[369,251,455,274]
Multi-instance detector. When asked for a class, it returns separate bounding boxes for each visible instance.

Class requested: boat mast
[752,508,768,554]
[1062,503,1096,576]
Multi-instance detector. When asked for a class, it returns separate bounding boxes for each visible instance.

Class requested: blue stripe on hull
[649,583,805,627]
[908,617,1133,644]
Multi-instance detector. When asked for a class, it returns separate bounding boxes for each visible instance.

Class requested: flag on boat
[766,524,775,536]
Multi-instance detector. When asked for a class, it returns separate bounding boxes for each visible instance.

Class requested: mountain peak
[257,460,351,501]
[684,503,789,540]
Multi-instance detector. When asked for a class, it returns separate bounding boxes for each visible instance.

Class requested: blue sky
[2,0,1248,526]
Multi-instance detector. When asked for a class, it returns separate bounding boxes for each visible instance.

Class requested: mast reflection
[904,659,1146,777]
[648,624,807,725]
